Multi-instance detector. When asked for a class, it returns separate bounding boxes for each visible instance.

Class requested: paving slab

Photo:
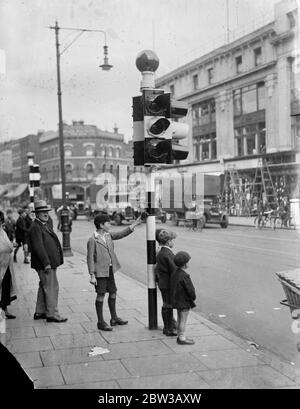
[25,365,65,388]
[50,332,107,349]
[192,348,263,369]
[102,339,173,360]
[7,336,53,353]
[34,322,86,337]
[80,318,145,334]
[121,353,208,377]
[60,360,131,384]
[14,351,43,368]
[48,380,120,389]
[100,328,164,344]
[162,334,240,353]
[197,366,297,389]
[40,346,105,366]
[118,372,211,389]
[6,326,36,339]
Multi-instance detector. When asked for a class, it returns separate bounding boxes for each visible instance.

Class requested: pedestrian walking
[0,211,17,319]
[14,208,29,263]
[29,200,67,323]
[155,229,177,336]
[87,212,141,331]
[170,251,196,345]
[3,209,16,243]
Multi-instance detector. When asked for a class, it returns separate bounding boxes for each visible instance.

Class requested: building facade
[39,120,133,204]
[11,134,41,183]
[0,140,12,184]
[155,0,300,211]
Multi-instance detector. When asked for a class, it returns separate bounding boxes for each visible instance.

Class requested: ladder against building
[221,165,250,215]
[249,158,279,215]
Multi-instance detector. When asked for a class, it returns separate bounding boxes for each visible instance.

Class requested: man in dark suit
[29,200,67,323]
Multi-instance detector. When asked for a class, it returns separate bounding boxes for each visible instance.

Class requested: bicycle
[254,210,275,230]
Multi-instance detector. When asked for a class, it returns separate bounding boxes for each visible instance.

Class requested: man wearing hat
[29,200,66,323]
[87,212,140,331]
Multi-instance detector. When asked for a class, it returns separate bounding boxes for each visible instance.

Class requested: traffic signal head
[132,88,190,166]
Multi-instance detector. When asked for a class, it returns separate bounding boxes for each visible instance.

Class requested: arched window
[115,147,120,158]
[86,145,94,157]
[108,147,113,157]
[64,144,73,157]
[101,147,106,157]
[110,164,114,175]
[85,162,94,180]
[102,164,106,173]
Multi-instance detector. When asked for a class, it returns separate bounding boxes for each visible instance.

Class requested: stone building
[39,120,133,204]
[155,0,300,210]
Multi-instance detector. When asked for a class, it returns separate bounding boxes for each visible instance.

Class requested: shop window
[257,83,266,110]
[199,103,210,125]
[233,89,242,115]
[234,122,266,157]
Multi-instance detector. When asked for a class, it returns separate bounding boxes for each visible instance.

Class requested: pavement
[2,251,300,389]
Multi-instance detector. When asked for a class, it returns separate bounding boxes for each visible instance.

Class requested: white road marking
[245,311,255,314]
[273,307,281,310]
[218,314,226,318]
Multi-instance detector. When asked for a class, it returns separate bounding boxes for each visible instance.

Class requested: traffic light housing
[132,88,189,166]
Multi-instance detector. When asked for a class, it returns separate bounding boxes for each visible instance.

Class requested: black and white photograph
[0,0,300,395]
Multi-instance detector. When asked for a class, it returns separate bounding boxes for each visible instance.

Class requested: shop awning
[4,183,28,199]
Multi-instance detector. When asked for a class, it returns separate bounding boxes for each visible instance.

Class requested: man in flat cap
[87,212,140,331]
[29,200,67,323]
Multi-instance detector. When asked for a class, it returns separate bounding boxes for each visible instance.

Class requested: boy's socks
[108,296,118,320]
[95,300,105,324]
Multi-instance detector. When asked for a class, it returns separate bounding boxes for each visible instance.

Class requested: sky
[0,0,278,144]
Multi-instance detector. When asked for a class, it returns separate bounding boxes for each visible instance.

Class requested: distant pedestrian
[14,208,29,263]
[170,251,196,345]
[24,205,35,262]
[155,229,177,336]
[29,200,67,323]
[87,212,141,331]
[3,209,16,243]
[0,211,17,319]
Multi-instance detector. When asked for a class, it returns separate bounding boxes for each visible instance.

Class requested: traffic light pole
[145,167,158,329]
[27,152,35,204]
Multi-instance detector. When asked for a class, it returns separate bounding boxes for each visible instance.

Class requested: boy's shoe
[34,313,47,320]
[163,329,177,336]
[177,337,195,345]
[46,316,68,323]
[97,321,113,331]
[110,317,128,326]
[5,312,16,319]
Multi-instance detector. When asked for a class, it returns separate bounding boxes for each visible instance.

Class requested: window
[234,83,266,115]
[236,56,242,73]
[193,133,216,161]
[234,122,266,157]
[108,147,113,157]
[257,82,266,110]
[86,163,94,180]
[65,164,72,180]
[207,67,214,84]
[287,11,296,29]
[192,100,215,127]
[233,89,242,115]
[254,47,262,66]
[86,146,94,156]
[193,74,199,90]
[242,85,257,114]
[115,147,120,158]
[101,147,106,157]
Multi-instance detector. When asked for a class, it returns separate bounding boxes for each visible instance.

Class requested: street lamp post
[49,21,113,256]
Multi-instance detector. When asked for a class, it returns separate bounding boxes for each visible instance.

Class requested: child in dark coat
[155,229,177,336]
[170,251,196,345]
